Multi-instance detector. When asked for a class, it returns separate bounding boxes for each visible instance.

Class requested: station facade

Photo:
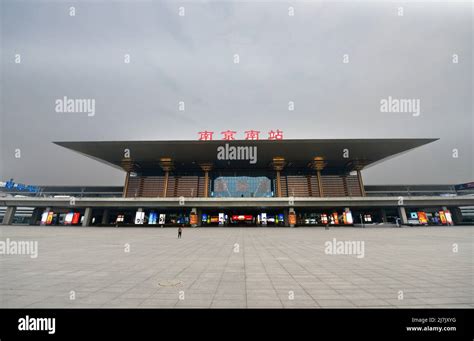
[1,139,473,227]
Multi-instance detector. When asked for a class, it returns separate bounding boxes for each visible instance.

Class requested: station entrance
[200,209,285,227]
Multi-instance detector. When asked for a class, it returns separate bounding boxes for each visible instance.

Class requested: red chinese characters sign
[198,131,214,141]
[198,129,283,141]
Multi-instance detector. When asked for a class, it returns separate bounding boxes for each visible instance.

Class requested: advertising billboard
[134,211,145,224]
[149,212,157,225]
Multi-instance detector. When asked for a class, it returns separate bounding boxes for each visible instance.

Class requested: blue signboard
[0,179,39,193]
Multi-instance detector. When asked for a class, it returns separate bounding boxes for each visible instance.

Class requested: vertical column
[449,207,463,225]
[311,157,326,197]
[316,171,323,197]
[283,208,289,227]
[380,208,388,223]
[82,207,92,227]
[123,171,130,198]
[101,209,110,225]
[276,171,281,197]
[159,158,174,197]
[121,158,134,198]
[204,171,209,197]
[356,169,366,197]
[203,169,210,198]
[398,206,408,225]
[272,157,286,197]
[163,171,169,197]
[2,206,17,225]
[288,207,296,227]
[199,163,213,198]
[349,160,367,197]
[190,208,198,227]
[196,208,202,227]
[29,207,42,225]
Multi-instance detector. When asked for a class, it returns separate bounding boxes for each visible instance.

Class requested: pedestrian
[178,225,183,239]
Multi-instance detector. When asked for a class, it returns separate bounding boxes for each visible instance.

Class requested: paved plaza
[0,225,472,308]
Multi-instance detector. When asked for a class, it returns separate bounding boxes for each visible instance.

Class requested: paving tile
[0,226,472,309]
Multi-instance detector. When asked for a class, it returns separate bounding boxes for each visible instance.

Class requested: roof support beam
[159,158,174,197]
[310,157,327,197]
[271,157,286,197]
[199,163,213,198]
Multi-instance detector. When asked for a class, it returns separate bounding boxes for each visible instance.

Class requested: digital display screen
[213,176,272,198]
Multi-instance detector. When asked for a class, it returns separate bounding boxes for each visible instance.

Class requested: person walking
[178,225,183,239]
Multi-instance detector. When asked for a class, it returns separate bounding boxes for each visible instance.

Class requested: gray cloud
[0,0,472,186]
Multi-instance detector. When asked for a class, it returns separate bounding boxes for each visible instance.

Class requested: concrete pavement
[0,226,472,308]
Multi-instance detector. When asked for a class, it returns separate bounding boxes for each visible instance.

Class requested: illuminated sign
[134,211,145,224]
[439,211,447,224]
[190,213,198,225]
[65,213,74,225]
[277,214,284,223]
[0,179,39,193]
[46,212,54,225]
[72,213,81,225]
[198,129,284,141]
[149,212,157,225]
[445,211,453,224]
[40,212,49,225]
[321,214,328,224]
[417,212,428,224]
[218,213,225,225]
[344,211,353,224]
[288,212,296,225]
[232,215,253,221]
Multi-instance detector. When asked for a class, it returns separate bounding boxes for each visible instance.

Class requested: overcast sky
[0,0,472,186]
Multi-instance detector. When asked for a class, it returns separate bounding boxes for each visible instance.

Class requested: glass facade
[211,176,273,198]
